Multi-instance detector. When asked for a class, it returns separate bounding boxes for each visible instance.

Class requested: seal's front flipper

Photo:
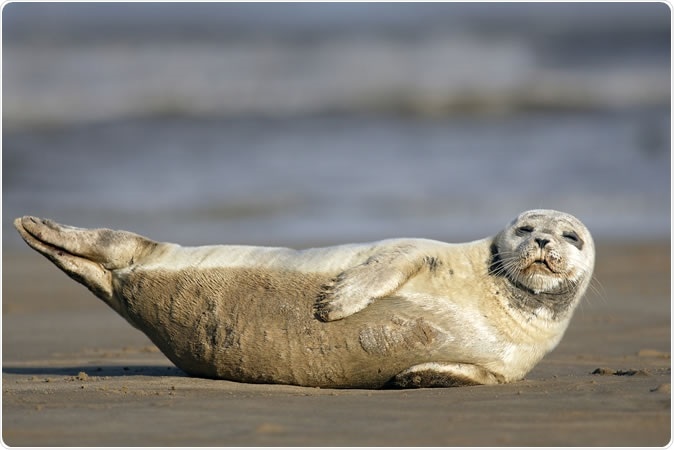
[315,243,427,322]
[14,216,157,301]
[388,362,504,388]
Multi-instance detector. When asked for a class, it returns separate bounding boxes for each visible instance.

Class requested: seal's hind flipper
[388,362,504,388]
[14,216,157,301]
[15,216,157,269]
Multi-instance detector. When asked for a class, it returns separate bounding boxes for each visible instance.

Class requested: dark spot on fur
[488,242,503,276]
[96,230,116,248]
[364,255,380,265]
[222,325,237,348]
[423,256,441,272]
[506,281,578,319]
[359,316,440,356]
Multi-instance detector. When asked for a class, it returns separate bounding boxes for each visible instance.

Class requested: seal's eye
[562,231,579,242]
[516,225,534,236]
[562,231,584,249]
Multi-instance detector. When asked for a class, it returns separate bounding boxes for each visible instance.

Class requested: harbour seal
[13,209,594,389]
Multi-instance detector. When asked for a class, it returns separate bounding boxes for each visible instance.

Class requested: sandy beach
[2,240,670,446]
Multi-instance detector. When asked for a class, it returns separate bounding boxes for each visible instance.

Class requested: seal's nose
[535,238,549,248]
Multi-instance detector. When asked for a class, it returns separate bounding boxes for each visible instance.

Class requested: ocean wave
[4,34,669,130]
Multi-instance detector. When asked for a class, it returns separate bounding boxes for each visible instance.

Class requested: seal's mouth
[531,258,555,273]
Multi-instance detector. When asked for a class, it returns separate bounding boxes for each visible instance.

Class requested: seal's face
[494,209,595,295]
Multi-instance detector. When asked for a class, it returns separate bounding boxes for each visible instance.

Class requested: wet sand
[2,241,670,446]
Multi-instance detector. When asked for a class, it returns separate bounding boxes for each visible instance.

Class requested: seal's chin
[516,275,557,295]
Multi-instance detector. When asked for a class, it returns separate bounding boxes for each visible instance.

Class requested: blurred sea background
[3,2,670,249]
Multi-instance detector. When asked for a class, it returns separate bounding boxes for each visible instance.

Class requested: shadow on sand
[2,365,187,378]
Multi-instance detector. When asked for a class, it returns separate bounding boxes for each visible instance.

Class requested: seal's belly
[113,266,467,387]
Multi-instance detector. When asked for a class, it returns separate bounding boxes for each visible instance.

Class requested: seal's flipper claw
[314,270,376,321]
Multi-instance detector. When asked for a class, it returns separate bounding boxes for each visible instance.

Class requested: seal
[13,209,594,389]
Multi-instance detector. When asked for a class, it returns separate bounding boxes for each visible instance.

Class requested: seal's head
[491,209,595,299]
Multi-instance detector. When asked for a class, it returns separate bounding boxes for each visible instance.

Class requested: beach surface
[2,240,670,446]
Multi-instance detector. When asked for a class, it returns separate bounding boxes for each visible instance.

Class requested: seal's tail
[13,216,157,301]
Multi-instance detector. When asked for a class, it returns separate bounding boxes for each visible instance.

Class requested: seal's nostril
[535,238,549,248]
